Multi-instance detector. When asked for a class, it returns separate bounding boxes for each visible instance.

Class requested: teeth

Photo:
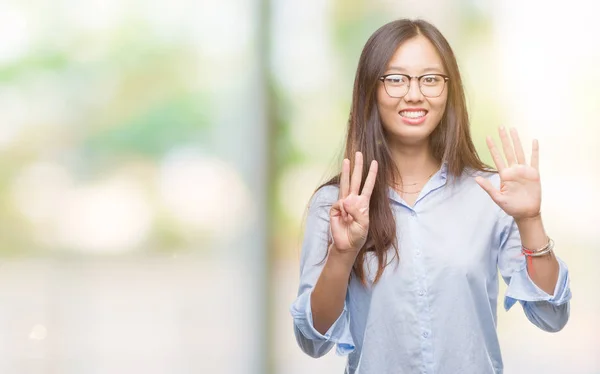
[400,111,426,118]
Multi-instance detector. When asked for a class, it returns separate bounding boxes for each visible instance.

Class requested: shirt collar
[387,161,449,206]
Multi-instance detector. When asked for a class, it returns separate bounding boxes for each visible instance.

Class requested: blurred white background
[0,0,597,373]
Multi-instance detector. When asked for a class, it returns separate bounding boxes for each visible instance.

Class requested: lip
[398,108,428,126]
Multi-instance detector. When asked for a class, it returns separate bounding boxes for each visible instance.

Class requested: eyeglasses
[379,74,449,98]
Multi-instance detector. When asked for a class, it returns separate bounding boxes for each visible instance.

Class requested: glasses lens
[383,75,409,97]
[419,75,446,97]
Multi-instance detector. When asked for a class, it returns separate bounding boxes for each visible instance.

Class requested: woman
[289,19,571,373]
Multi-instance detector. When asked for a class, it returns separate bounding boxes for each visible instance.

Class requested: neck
[389,141,440,184]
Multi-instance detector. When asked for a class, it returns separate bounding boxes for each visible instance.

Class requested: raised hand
[329,152,378,255]
[475,127,542,221]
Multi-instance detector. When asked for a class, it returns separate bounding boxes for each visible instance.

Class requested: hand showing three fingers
[475,127,542,221]
[330,152,378,255]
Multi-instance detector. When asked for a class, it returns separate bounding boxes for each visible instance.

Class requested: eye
[385,75,408,85]
[421,75,442,85]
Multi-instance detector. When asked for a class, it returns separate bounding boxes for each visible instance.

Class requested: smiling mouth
[399,110,428,119]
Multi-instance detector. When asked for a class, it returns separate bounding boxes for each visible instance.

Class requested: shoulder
[309,184,339,208]
[305,184,339,222]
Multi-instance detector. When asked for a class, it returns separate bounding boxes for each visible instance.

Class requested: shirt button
[422,331,429,338]
[418,290,425,296]
[410,211,416,217]
[415,250,421,256]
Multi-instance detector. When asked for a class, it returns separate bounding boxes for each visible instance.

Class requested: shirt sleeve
[496,210,572,332]
[289,185,356,358]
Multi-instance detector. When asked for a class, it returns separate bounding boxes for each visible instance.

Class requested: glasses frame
[379,73,450,98]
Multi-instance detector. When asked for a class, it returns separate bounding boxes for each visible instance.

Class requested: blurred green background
[0,0,598,373]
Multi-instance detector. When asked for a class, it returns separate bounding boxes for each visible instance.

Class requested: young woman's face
[377,35,448,147]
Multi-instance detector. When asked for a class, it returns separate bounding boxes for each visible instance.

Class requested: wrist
[327,244,359,271]
[515,214,548,251]
[514,212,542,227]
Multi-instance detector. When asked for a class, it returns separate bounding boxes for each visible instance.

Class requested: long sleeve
[289,185,355,358]
[497,211,572,332]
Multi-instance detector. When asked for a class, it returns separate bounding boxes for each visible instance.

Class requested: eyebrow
[385,66,445,74]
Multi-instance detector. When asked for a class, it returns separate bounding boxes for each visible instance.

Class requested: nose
[404,77,424,102]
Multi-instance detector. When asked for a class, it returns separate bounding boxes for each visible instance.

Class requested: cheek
[377,86,397,114]
[429,95,448,121]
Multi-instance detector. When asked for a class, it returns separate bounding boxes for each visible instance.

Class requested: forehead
[385,35,445,73]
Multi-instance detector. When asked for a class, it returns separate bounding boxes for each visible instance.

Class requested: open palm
[330,152,378,254]
[475,127,541,220]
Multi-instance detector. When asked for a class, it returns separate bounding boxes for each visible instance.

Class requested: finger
[360,160,378,199]
[342,203,353,224]
[339,158,350,199]
[499,127,516,166]
[343,199,369,226]
[509,127,526,164]
[531,139,540,171]
[345,213,354,224]
[486,136,506,171]
[475,176,502,204]
[332,201,353,224]
[350,152,363,195]
[339,199,348,221]
[330,201,342,218]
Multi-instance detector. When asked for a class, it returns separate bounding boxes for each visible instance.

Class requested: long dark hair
[318,19,490,285]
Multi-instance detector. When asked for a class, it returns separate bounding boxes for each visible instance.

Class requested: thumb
[343,200,369,226]
[475,176,501,203]
[330,201,342,218]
